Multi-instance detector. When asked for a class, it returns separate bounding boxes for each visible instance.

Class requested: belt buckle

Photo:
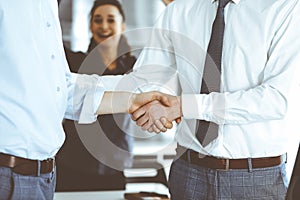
[217,158,230,171]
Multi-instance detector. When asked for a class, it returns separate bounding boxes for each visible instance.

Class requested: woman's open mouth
[97,33,114,39]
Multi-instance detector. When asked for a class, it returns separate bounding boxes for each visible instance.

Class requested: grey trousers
[0,166,56,200]
[168,158,287,200]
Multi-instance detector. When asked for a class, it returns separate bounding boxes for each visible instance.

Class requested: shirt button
[51,54,55,60]
[46,22,51,27]
[57,87,60,92]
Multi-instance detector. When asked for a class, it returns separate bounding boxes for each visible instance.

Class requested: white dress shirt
[100,0,300,159]
[0,0,104,160]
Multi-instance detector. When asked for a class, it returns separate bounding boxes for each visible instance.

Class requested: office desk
[55,128,175,200]
[54,191,124,200]
[54,183,169,200]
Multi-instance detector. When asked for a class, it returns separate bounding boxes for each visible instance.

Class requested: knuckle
[167,123,173,129]
[148,128,153,132]
[142,122,151,130]
[142,125,148,131]
[132,113,138,120]
[136,120,142,126]
[154,119,161,127]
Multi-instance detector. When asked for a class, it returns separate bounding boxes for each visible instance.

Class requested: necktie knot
[219,0,231,8]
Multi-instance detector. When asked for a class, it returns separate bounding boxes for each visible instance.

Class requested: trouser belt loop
[247,158,253,173]
[37,160,41,177]
[225,159,229,171]
[285,153,288,163]
[187,149,191,163]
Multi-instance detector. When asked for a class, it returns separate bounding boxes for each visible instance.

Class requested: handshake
[97,91,182,133]
[129,91,182,133]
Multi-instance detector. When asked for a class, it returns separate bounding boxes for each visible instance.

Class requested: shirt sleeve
[182,1,300,125]
[64,69,105,124]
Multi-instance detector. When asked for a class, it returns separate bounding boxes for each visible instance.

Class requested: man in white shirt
[0,1,171,199]
[100,0,300,199]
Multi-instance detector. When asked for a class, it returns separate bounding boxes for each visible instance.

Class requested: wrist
[178,96,183,117]
[128,93,137,113]
[168,95,182,120]
[175,96,183,119]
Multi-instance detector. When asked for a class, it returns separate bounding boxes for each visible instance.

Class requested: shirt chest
[171,1,282,92]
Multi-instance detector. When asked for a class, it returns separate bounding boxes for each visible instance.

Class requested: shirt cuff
[78,77,105,124]
[182,94,208,120]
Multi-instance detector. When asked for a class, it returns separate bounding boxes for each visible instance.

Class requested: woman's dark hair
[90,0,125,23]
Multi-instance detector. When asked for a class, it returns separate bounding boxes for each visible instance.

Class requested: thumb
[153,92,170,107]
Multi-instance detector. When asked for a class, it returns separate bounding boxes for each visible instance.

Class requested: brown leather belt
[0,153,55,176]
[180,149,285,170]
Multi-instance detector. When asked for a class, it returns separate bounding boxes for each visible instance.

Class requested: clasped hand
[129,91,182,133]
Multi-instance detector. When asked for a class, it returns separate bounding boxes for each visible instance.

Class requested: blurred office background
[58,0,176,156]
[59,0,166,52]
[56,1,300,199]
[57,0,176,197]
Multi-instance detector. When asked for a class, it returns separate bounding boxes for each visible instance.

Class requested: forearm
[96,91,134,115]
[96,91,170,116]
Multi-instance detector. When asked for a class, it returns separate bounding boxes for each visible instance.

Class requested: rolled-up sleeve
[64,72,105,124]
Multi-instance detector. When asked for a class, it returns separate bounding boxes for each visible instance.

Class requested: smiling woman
[90,3,125,62]
[89,0,126,70]
[56,0,176,193]
[56,0,136,191]
[59,0,166,52]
